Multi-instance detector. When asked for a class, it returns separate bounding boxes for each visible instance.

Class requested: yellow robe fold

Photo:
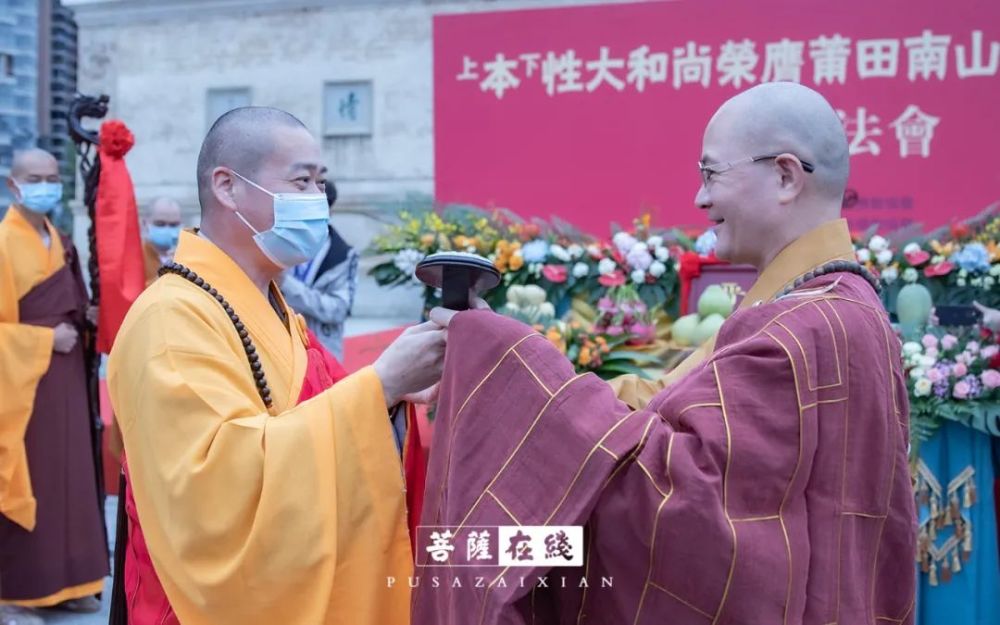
[108,231,412,625]
[611,218,857,406]
[0,207,62,531]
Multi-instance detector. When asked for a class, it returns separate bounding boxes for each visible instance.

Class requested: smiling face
[695,108,785,268]
[692,83,851,271]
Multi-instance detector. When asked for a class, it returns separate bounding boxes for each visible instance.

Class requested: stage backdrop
[434,0,1000,234]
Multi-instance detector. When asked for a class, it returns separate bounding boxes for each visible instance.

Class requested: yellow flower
[508,253,524,271]
[578,345,593,367]
[420,234,436,247]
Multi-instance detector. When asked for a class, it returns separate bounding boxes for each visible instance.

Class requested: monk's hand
[402,383,440,405]
[374,321,447,407]
[53,322,79,354]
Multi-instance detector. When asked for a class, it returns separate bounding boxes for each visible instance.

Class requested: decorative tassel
[952,549,962,574]
[956,520,966,539]
[941,562,952,583]
[929,562,938,586]
[944,504,953,526]
[968,481,977,506]
[950,495,961,520]
[963,523,973,559]
[930,496,938,519]
[921,553,930,573]
[929,520,937,541]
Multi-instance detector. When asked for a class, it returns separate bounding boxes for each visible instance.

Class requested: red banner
[434,0,1000,234]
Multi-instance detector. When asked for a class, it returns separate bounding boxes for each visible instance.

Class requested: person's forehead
[16,157,60,177]
[149,200,182,218]
[259,126,325,175]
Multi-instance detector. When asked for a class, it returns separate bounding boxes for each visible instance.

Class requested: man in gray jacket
[280,182,358,360]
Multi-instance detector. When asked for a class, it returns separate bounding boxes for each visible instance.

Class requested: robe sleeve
[0,243,54,530]
[108,293,412,625]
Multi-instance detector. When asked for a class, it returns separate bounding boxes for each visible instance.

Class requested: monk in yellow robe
[108,107,446,625]
[0,149,108,624]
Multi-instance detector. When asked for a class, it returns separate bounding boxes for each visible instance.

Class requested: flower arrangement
[903,328,1000,444]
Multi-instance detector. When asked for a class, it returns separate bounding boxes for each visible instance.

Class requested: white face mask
[230,171,330,269]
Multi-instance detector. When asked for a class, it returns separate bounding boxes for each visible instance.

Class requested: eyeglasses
[698,153,816,186]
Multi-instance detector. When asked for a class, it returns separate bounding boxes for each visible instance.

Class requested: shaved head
[707,82,849,200]
[147,197,182,223]
[11,148,59,179]
[196,107,308,211]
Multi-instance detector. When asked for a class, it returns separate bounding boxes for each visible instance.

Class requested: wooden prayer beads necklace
[159,262,273,408]
[775,259,881,300]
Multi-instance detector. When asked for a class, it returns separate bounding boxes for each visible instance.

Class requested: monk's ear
[211,167,239,213]
[5,177,18,199]
[774,153,806,204]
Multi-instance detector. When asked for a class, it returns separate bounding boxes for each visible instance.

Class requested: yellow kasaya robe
[107,230,412,625]
[611,218,857,406]
[0,207,61,531]
[0,206,107,606]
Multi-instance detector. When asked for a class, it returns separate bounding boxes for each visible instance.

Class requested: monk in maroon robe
[413,83,916,624]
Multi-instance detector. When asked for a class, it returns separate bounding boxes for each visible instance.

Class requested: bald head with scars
[696,83,850,270]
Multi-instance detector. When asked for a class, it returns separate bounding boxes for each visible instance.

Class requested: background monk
[414,83,917,624]
[108,107,445,625]
[0,149,108,624]
[141,196,183,286]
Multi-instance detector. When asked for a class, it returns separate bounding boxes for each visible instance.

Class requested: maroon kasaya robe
[412,272,916,625]
[0,236,108,601]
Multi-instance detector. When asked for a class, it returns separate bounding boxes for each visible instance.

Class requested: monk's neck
[198,226,277,296]
[14,205,49,237]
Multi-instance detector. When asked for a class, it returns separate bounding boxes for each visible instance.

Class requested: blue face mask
[147,225,181,250]
[15,181,63,215]
[231,171,330,269]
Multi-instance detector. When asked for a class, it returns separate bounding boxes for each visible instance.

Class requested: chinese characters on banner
[434,0,1000,234]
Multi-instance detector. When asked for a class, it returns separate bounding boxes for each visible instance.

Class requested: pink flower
[598,270,626,288]
[905,250,931,267]
[980,369,1000,389]
[941,334,959,350]
[953,363,968,378]
[542,264,568,284]
[597,297,615,313]
[626,323,656,345]
[921,334,939,349]
[966,341,981,354]
[924,262,955,278]
[925,347,939,359]
[953,380,971,399]
[604,325,625,337]
[981,345,999,359]
[927,368,944,383]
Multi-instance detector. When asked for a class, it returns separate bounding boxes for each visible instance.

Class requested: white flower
[613,232,637,254]
[919,355,937,368]
[393,248,425,278]
[881,266,899,284]
[856,248,872,263]
[631,269,647,284]
[654,246,670,262]
[868,235,889,253]
[902,342,923,357]
[985,276,996,289]
[876,249,893,266]
[902,267,919,283]
[646,235,664,248]
[914,378,933,397]
[627,243,653,271]
[959,269,969,278]
[538,302,556,318]
[572,262,589,279]
[598,258,618,275]
[903,242,922,255]
[990,265,1000,277]
[957,278,967,287]
[567,244,584,260]
[649,260,667,278]
[549,244,571,262]
[909,367,926,380]
[586,244,602,258]
[931,255,944,264]
[971,277,983,287]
